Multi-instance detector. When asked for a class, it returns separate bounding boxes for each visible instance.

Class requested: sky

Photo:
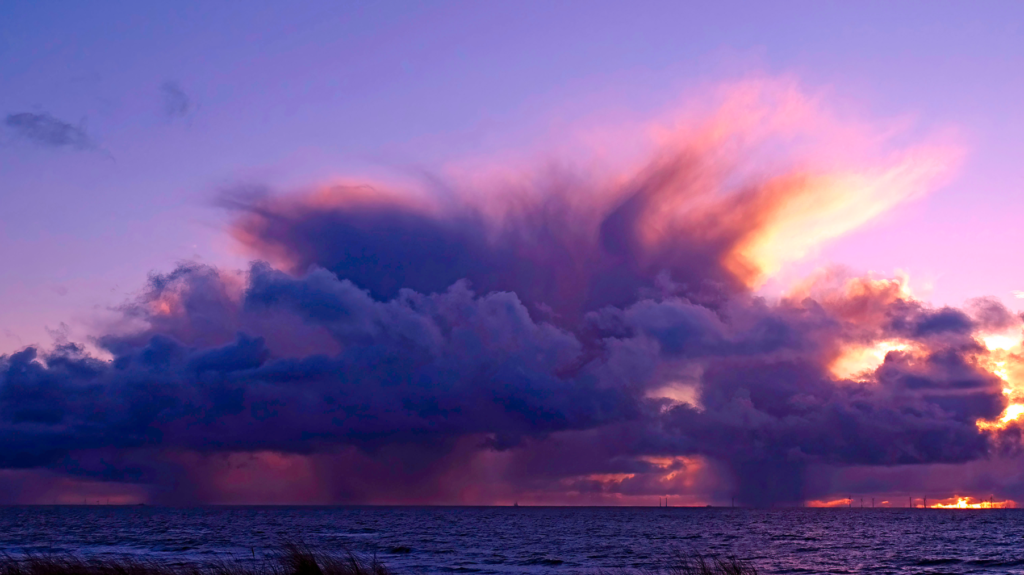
[2,1,1024,506]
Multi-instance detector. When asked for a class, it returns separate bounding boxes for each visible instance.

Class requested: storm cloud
[1,81,1018,506]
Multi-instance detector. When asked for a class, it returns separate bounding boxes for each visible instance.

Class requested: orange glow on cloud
[577,455,706,489]
[807,496,1016,509]
[598,80,958,289]
[806,497,854,508]
[150,292,181,317]
[823,320,1024,433]
[929,496,1016,509]
[829,339,911,381]
[788,272,921,380]
[727,156,952,285]
[232,79,960,294]
[646,381,701,408]
[144,267,245,319]
[619,79,958,287]
[511,455,717,507]
[794,271,1024,432]
[790,271,913,324]
[975,334,1024,431]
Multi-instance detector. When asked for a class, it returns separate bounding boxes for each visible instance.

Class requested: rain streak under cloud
[3,79,1024,508]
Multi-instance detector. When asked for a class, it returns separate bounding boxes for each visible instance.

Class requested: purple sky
[3,1,1024,506]
[3,1,1023,353]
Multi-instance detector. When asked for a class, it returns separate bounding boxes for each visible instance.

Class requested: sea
[1,506,1022,574]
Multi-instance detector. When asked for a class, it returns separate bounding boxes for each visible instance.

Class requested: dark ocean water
[2,506,1023,574]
